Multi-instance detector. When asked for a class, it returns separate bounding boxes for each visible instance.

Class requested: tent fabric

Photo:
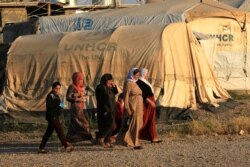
[5,33,64,111]
[158,23,230,109]
[219,0,250,11]
[187,24,231,105]
[39,0,250,33]
[199,38,218,69]
[4,23,230,112]
[220,0,245,8]
[188,17,250,90]
[39,13,181,33]
[184,0,248,23]
[39,0,200,33]
[37,0,250,91]
[0,96,8,114]
[239,0,250,11]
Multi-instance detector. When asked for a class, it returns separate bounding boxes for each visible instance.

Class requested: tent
[185,1,250,91]
[219,0,250,11]
[4,23,230,114]
[38,0,250,91]
[39,0,198,33]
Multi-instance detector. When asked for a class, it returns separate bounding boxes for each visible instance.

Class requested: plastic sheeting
[39,0,200,33]
[5,23,230,112]
[188,17,250,90]
[37,0,250,91]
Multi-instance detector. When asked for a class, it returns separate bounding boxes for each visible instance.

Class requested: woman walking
[95,73,118,148]
[136,68,162,143]
[117,68,144,149]
[66,72,93,143]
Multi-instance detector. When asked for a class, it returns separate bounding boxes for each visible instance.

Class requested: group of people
[38,68,162,153]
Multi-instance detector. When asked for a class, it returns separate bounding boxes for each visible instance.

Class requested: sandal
[133,146,143,150]
[38,149,47,154]
[98,138,112,148]
[151,139,163,144]
[110,136,116,143]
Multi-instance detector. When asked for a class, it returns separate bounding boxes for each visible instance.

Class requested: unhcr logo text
[64,42,117,51]
[209,34,234,42]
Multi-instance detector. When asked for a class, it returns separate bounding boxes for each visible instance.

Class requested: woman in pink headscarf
[66,72,93,143]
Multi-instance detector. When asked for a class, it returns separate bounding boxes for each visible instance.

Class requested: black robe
[95,84,118,141]
[136,79,154,106]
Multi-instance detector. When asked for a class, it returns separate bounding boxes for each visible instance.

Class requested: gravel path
[0,135,249,167]
[0,99,249,167]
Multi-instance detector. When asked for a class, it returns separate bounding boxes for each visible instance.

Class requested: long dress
[95,84,118,142]
[136,79,158,141]
[66,84,93,142]
[117,81,143,147]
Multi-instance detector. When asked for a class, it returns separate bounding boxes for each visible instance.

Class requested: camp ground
[0,0,249,121]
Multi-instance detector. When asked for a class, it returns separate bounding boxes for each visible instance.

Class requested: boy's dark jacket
[46,91,62,121]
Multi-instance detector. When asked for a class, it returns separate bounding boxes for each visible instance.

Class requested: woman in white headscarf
[116,68,144,149]
[136,68,162,143]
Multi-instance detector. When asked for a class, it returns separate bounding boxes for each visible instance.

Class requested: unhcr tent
[38,0,250,92]
[4,23,230,114]
[219,0,250,11]
[238,0,250,11]
[39,0,198,33]
[185,1,250,90]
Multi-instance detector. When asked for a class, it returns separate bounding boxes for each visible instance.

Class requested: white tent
[37,0,250,91]
[5,23,230,112]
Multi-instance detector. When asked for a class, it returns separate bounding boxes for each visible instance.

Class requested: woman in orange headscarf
[66,72,93,143]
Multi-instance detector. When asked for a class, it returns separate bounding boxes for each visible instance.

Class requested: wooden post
[48,2,51,16]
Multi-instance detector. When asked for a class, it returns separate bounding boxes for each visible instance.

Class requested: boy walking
[38,81,73,153]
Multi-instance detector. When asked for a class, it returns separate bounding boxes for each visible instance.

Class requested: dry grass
[227,90,250,100]
[188,119,224,135]
[225,116,250,135]
[2,116,250,139]
[167,116,250,136]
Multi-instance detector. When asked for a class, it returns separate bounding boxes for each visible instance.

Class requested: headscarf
[127,67,139,82]
[100,73,113,85]
[139,68,154,93]
[72,72,84,96]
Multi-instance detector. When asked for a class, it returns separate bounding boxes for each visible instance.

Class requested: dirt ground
[0,99,249,167]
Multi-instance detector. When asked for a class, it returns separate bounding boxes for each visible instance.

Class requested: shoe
[133,146,143,150]
[65,143,74,152]
[151,139,163,144]
[38,149,47,154]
